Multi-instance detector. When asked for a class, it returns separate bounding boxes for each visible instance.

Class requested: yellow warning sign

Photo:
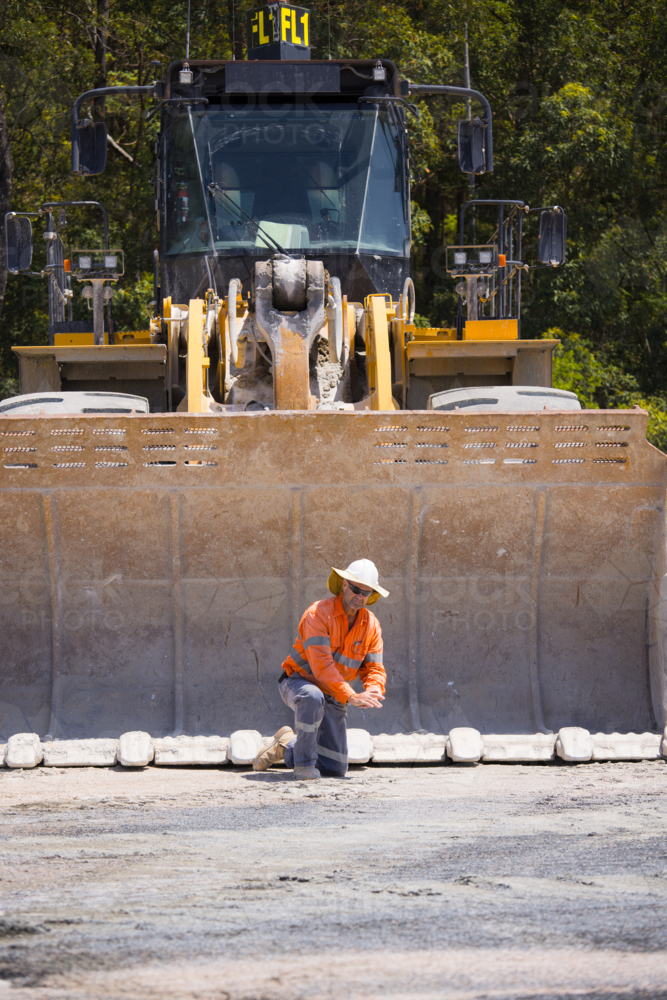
[247,4,310,51]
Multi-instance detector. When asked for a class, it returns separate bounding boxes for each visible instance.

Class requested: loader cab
[157,59,412,306]
[8,36,571,416]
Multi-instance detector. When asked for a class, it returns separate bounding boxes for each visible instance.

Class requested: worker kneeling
[253,559,388,781]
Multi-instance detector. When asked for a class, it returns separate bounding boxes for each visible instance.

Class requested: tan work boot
[252,726,294,771]
[294,766,321,781]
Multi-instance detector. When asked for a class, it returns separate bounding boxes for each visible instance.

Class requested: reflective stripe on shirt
[362,651,383,664]
[333,650,364,670]
[291,646,313,674]
[302,635,332,649]
[281,594,385,704]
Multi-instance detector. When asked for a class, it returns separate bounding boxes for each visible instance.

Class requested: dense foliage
[1,0,666,444]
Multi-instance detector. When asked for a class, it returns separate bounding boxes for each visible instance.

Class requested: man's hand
[347,687,384,709]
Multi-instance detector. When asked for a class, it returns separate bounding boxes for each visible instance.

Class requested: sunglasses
[348,582,373,597]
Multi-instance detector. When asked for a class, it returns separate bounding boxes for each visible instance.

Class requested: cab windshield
[164,99,409,258]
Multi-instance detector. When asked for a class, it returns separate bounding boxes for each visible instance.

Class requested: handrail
[458,199,525,245]
[42,201,109,249]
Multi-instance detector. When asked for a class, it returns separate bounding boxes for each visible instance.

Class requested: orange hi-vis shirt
[282,593,385,705]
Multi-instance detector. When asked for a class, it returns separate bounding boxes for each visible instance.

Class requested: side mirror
[457,118,487,174]
[4,215,33,273]
[72,120,107,175]
[538,208,567,266]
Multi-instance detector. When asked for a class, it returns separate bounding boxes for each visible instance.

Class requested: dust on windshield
[163,100,409,258]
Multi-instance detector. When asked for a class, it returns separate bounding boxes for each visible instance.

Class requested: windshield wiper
[207,181,287,256]
[206,141,288,256]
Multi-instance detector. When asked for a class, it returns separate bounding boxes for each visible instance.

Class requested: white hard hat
[327,558,389,604]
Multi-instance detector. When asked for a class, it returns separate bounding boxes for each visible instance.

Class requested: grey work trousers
[279,673,348,776]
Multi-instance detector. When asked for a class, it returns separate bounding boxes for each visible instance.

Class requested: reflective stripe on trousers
[279,674,348,776]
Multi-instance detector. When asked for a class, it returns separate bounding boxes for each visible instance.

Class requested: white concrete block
[153,735,230,766]
[446,727,483,763]
[0,744,6,767]
[371,732,446,763]
[556,727,593,762]
[6,733,43,768]
[346,729,372,764]
[229,730,268,765]
[42,739,118,767]
[118,731,154,767]
[482,733,556,762]
[663,725,667,759]
[591,732,662,761]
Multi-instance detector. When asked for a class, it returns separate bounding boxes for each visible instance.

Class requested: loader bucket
[1,408,665,741]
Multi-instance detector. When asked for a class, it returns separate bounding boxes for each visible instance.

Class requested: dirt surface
[1,759,666,999]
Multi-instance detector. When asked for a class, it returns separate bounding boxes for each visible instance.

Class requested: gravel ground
[1,759,666,999]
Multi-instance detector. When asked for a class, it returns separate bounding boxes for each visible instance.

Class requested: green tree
[1,0,667,448]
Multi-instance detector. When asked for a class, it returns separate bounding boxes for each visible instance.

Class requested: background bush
[1,0,666,446]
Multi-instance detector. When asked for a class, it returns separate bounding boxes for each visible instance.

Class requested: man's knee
[295,686,325,713]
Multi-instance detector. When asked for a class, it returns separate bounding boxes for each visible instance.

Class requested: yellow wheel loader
[1,3,665,762]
